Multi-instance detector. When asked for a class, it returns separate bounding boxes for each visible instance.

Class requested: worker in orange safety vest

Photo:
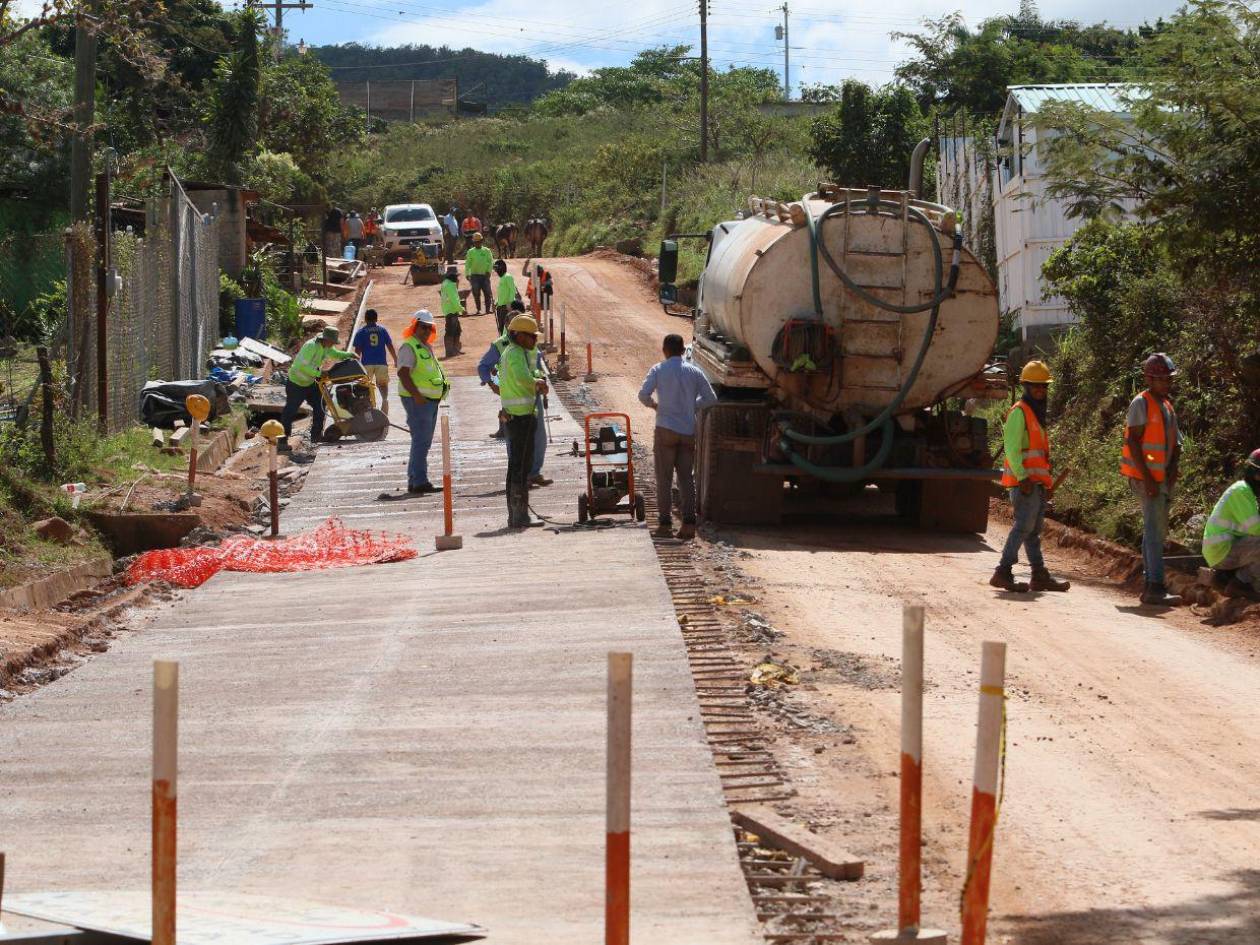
[1123,352,1184,607]
[990,359,1071,594]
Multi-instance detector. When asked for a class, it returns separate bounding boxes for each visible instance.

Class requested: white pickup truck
[380,203,444,262]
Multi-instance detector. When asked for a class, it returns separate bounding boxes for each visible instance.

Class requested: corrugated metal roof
[1006,83,1141,114]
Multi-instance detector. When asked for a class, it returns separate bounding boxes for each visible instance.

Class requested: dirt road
[543,252,1260,943]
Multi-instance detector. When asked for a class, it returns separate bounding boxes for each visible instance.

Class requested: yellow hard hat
[507,314,540,335]
[259,419,284,440]
[1019,360,1053,384]
[472,232,484,243]
[185,394,211,422]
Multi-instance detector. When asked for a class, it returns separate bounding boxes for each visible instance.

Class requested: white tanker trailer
[657,176,1004,531]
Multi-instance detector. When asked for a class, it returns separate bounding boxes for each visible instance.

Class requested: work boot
[1140,582,1182,606]
[529,474,553,487]
[676,522,697,541]
[514,484,543,528]
[506,487,523,529]
[989,566,1029,593]
[653,522,674,539]
[1030,567,1070,592]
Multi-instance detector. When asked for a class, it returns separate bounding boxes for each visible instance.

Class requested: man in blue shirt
[351,309,397,415]
[638,333,716,539]
[477,303,552,486]
[442,207,460,264]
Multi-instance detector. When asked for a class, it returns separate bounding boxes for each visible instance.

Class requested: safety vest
[1121,390,1175,482]
[1000,400,1052,488]
[461,216,481,234]
[465,246,493,275]
[1203,481,1260,568]
[399,338,448,400]
[496,273,517,306]
[499,343,540,416]
[440,280,463,316]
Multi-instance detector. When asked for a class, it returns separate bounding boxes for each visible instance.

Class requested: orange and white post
[152,659,178,945]
[872,606,945,945]
[961,641,1006,945]
[606,652,633,945]
[584,342,597,383]
[435,414,462,551]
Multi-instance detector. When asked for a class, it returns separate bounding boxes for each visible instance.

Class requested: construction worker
[465,233,494,315]
[439,266,463,357]
[990,360,1071,593]
[638,333,716,540]
[493,258,520,335]
[352,308,397,416]
[442,206,460,263]
[477,308,552,487]
[1203,449,1260,599]
[280,326,354,450]
[460,210,483,253]
[524,260,553,316]
[499,314,548,528]
[397,310,449,494]
[1122,353,1183,606]
[343,210,365,252]
[363,209,380,246]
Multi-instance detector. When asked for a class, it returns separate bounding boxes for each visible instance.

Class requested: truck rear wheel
[697,402,783,525]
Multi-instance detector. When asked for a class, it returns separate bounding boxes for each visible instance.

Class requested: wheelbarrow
[316,358,389,441]
[577,412,646,523]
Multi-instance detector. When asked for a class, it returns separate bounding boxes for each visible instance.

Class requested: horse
[493,222,518,259]
[523,218,548,258]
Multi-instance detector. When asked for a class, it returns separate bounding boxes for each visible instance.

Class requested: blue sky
[21,0,1190,93]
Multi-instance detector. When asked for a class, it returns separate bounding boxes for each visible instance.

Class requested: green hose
[776,196,964,482]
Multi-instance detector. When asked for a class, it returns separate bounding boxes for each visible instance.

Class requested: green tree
[808,81,927,188]
[203,10,262,183]
[259,53,361,181]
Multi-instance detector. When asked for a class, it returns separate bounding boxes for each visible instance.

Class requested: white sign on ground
[4,891,484,944]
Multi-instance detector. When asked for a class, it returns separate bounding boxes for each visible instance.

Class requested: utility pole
[779,3,790,100]
[250,0,313,60]
[69,8,97,221]
[699,0,709,162]
[94,169,110,432]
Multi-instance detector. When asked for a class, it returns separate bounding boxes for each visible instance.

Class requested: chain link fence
[66,172,221,431]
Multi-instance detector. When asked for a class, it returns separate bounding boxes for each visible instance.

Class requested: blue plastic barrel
[234,298,266,340]
[343,243,358,260]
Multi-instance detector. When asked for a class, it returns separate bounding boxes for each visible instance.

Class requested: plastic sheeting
[126,517,418,588]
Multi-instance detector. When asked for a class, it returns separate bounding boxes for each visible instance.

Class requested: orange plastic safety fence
[126,517,418,589]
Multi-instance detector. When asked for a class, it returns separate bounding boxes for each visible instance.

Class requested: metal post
[606,652,633,945]
[269,440,280,537]
[782,3,790,100]
[961,642,1006,945]
[152,660,178,945]
[94,171,109,431]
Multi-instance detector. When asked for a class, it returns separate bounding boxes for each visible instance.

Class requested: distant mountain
[311,43,574,110]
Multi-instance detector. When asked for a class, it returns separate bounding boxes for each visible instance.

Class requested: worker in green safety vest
[493,258,520,334]
[397,309,450,494]
[1203,448,1260,599]
[499,313,548,528]
[464,232,495,315]
[440,266,463,358]
[280,325,354,450]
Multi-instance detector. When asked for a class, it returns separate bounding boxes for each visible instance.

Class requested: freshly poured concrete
[0,378,760,945]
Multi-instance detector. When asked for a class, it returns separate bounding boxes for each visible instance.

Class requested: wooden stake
[900,605,925,933]
[435,414,462,550]
[606,652,633,945]
[961,642,1006,945]
[186,422,198,495]
[152,660,178,945]
[268,439,280,538]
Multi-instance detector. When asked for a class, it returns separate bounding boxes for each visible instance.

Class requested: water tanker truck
[657,165,1004,532]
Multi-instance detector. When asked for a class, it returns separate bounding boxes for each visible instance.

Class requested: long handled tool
[540,356,555,444]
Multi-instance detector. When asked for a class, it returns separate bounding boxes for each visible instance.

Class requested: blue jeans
[1131,480,1169,584]
[504,396,547,477]
[1000,484,1046,570]
[401,396,439,487]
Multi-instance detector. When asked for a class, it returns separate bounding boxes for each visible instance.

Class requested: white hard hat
[413,309,435,325]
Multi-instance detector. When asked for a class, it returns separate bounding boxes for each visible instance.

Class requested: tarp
[126,517,417,588]
[140,379,229,429]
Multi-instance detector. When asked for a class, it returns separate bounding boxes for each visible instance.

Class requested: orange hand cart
[578,412,646,524]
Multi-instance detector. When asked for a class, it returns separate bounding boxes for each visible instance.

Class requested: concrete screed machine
[657,145,1004,532]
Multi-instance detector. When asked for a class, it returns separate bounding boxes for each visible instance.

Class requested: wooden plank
[731,807,864,880]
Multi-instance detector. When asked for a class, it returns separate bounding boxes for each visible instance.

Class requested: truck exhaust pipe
[908,137,931,198]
